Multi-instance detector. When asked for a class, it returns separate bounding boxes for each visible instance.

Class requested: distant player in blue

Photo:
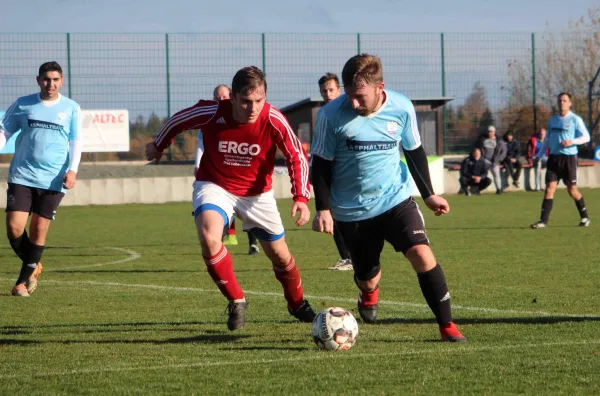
[0,61,83,296]
[311,54,466,342]
[531,92,590,229]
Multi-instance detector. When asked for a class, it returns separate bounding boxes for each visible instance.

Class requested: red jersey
[153,100,310,203]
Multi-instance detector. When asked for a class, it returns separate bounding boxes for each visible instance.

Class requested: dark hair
[213,84,231,100]
[38,61,62,77]
[557,92,572,100]
[342,54,383,88]
[318,73,340,87]
[231,66,267,96]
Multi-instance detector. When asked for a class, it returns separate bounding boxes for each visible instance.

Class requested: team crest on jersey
[57,112,67,121]
[387,121,399,136]
[346,130,357,138]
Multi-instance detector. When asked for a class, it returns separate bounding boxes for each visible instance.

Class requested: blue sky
[0,1,597,118]
[1,0,597,33]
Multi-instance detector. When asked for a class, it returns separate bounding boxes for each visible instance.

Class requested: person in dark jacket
[502,131,522,188]
[460,148,492,196]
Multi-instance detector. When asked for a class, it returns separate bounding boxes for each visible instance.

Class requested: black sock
[9,230,30,260]
[333,228,351,260]
[575,197,588,219]
[16,243,44,285]
[540,198,553,223]
[247,231,258,246]
[417,264,452,326]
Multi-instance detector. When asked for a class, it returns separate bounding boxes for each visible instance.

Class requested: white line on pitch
[50,247,142,270]
[3,278,597,319]
[0,339,597,379]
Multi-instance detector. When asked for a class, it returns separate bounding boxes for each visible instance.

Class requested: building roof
[279,96,454,113]
[410,97,455,109]
[279,97,324,113]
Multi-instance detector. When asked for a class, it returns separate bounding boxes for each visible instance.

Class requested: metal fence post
[441,33,446,154]
[165,33,172,162]
[357,33,361,54]
[531,33,537,132]
[262,33,266,74]
[66,33,72,98]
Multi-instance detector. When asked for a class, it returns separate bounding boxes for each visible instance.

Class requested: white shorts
[192,181,285,241]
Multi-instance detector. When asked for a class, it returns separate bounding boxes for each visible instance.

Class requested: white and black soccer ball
[311,307,359,351]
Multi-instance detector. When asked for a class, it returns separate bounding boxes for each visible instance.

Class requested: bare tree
[505,6,600,143]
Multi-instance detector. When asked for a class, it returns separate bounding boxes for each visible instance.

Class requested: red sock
[228,219,236,234]
[359,287,379,307]
[273,255,304,310]
[203,245,244,301]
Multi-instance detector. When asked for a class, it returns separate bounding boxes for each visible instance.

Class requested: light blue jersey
[1,93,81,192]
[546,112,590,156]
[311,90,421,221]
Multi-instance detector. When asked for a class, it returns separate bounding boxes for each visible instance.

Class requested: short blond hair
[342,54,383,88]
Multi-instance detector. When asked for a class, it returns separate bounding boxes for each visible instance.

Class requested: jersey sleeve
[269,108,311,203]
[311,108,336,160]
[153,100,218,151]
[69,105,82,141]
[194,130,204,170]
[572,115,591,145]
[0,100,22,137]
[400,103,421,151]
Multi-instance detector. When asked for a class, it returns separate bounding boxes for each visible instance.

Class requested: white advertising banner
[0,109,130,154]
[80,110,130,152]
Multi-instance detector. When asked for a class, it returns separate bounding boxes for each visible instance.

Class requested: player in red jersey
[195,84,261,255]
[146,66,316,331]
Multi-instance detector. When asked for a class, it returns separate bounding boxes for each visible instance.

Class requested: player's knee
[268,245,291,268]
[405,245,436,272]
[197,228,222,252]
[28,220,50,243]
[567,185,579,197]
[6,224,23,240]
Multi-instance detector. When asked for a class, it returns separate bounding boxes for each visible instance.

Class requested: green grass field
[1,190,599,395]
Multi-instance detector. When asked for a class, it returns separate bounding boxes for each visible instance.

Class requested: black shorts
[6,183,65,220]
[546,155,578,186]
[335,198,430,281]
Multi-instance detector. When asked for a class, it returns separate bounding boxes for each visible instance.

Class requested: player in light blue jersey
[531,92,590,229]
[311,54,466,342]
[0,61,82,297]
[315,73,353,271]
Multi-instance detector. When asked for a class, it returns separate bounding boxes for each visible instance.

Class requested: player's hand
[291,201,310,227]
[145,142,163,163]
[312,210,334,235]
[424,195,450,216]
[561,140,573,148]
[473,176,481,183]
[63,170,77,189]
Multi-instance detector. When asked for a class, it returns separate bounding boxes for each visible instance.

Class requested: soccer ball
[311,307,359,351]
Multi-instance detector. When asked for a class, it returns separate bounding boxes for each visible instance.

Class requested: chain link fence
[1,32,598,160]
